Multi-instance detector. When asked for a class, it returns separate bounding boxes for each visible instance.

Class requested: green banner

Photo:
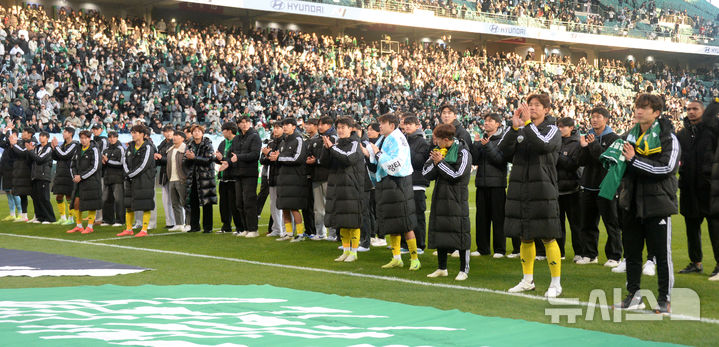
[0,284,676,346]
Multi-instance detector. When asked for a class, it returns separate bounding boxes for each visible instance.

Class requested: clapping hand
[154,152,162,160]
[231,152,238,163]
[306,155,316,164]
[321,135,333,149]
[261,146,271,156]
[430,149,443,164]
[185,149,195,159]
[102,154,109,164]
[218,161,229,171]
[214,151,223,160]
[51,137,58,148]
[25,141,35,150]
[269,150,279,161]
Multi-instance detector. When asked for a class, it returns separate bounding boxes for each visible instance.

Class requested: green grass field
[1,180,718,346]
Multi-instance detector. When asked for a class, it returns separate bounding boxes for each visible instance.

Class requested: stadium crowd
[2,4,719,315]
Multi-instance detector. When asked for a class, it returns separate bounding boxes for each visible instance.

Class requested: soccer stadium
[1,0,719,345]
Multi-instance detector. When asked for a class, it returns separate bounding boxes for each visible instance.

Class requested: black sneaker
[165,225,174,229]
[615,292,645,310]
[711,265,719,277]
[678,262,703,274]
[654,301,671,315]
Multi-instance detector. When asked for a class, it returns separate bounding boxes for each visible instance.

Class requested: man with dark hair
[366,113,421,271]
[473,113,511,258]
[51,127,78,225]
[153,124,176,229]
[117,125,157,237]
[311,116,338,240]
[577,106,622,267]
[616,93,678,314]
[261,122,285,237]
[214,121,242,234]
[304,118,325,240]
[439,103,472,150]
[229,116,262,237]
[166,130,189,231]
[66,130,102,234]
[101,131,126,227]
[9,127,38,222]
[401,114,430,253]
[556,117,582,259]
[185,125,217,233]
[90,124,107,225]
[678,100,719,277]
[271,117,309,242]
[26,131,55,224]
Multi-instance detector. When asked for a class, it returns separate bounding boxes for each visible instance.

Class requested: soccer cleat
[238,231,248,237]
[612,259,627,273]
[52,217,66,224]
[604,259,621,268]
[507,253,520,259]
[66,226,83,234]
[654,301,671,315]
[15,216,28,222]
[427,269,448,278]
[2,215,16,222]
[544,284,562,298]
[335,252,350,262]
[508,279,536,293]
[493,253,505,259]
[289,235,305,243]
[245,231,259,238]
[470,251,481,257]
[615,292,645,310]
[678,262,703,274]
[643,260,656,276]
[455,271,468,281]
[276,234,292,241]
[381,258,404,269]
[134,231,148,237]
[116,230,134,237]
[409,259,421,271]
[575,257,598,265]
[81,227,94,234]
[344,253,357,262]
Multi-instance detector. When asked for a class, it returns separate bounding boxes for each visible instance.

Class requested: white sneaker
[544,284,562,298]
[266,231,281,237]
[493,253,505,259]
[372,237,387,247]
[432,250,438,256]
[100,223,110,227]
[337,245,343,250]
[358,246,370,252]
[470,251,481,257]
[276,234,292,241]
[535,256,546,261]
[507,253,520,259]
[310,234,325,241]
[335,252,349,262]
[183,225,192,232]
[508,279,536,293]
[573,255,583,262]
[643,260,656,276]
[426,269,448,278]
[612,259,627,273]
[238,231,248,237]
[451,250,460,258]
[604,259,621,268]
[455,271,468,281]
[112,223,123,227]
[290,235,306,243]
[245,231,259,238]
[325,235,338,242]
[709,272,719,281]
[169,225,183,231]
[575,257,598,265]
[41,221,51,224]
[28,218,38,223]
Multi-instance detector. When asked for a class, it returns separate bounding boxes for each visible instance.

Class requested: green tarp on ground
[0,284,676,346]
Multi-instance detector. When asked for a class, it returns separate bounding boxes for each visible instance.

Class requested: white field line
[0,232,716,325]
[88,232,184,242]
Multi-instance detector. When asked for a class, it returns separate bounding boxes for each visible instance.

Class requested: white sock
[550,276,561,287]
[523,274,534,283]
[22,213,27,219]
[350,247,357,253]
[9,211,15,217]
[343,247,350,252]
[393,255,401,260]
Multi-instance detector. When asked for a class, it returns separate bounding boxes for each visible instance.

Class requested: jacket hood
[407,129,424,138]
[167,142,186,153]
[562,132,580,144]
[588,125,614,137]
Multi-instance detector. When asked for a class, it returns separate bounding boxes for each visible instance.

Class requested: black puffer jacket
[701,102,719,217]
[11,138,38,196]
[320,135,365,228]
[184,137,217,206]
[452,119,473,156]
[72,142,103,211]
[156,138,173,185]
[473,127,508,188]
[260,136,282,186]
[498,117,562,240]
[123,140,157,211]
[230,127,262,178]
[578,127,620,190]
[28,143,53,181]
[619,117,679,219]
[557,132,582,194]
[407,130,431,187]
[103,142,126,185]
[275,129,308,210]
[678,116,716,217]
[423,140,472,250]
[52,140,79,195]
[308,128,337,183]
[0,131,17,190]
[216,137,237,181]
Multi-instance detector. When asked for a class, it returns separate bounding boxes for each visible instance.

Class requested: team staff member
[154,125,176,229]
[402,115,431,252]
[305,118,330,240]
[101,132,126,227]
[51,127,78,225]
[271,117,308,242]
[556,117,582,259]
[91,124,107,224]
[214,122,242,234]
[616,94,679,314]
[0,124,22,222]
[184,125,217,233]
[473,113,511,258]
[321,117,366,262]
[66,130,102,234]
[260,122,285,237]
[501,94,563,298]
[366,113,421,271]
[117,125,157,237]
[10,128,38,222]
[423,124,473,280]
[26,132,55,224]
[230,116,262,238]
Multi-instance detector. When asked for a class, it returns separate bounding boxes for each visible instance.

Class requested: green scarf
[627,119,662,156]
[434,140,460,164]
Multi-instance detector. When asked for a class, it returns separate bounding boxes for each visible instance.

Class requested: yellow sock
[406,237,418,260]
[75,210,83,227]
[544,240,562,278]
[296,223,304,236]
[126,211,135,230]
[520,241,536,275]
[142,211,151,231]
[87,210,96,227]
[69,209,75,221]
[284,223,293,236]
[390,234,401,257]
[350,228,360,251]
[57,201,66,218]
[340,228,351,249]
